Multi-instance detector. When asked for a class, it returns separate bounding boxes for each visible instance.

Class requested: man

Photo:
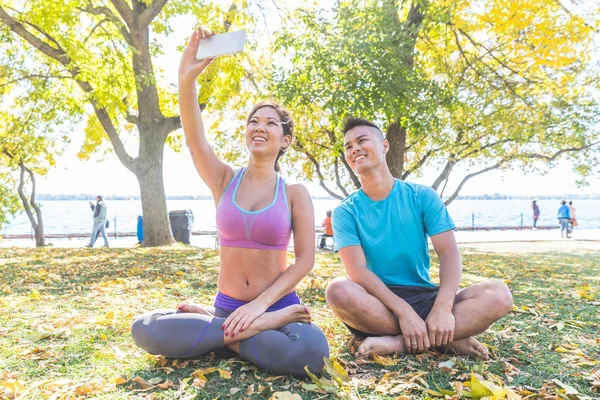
[325,118,513,359]
[557,200,571,238]
[319,210,333,249]
[87,195,109,248]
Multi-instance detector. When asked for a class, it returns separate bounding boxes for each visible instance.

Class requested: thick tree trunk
[385,120,407,179]
[135,131,174,247]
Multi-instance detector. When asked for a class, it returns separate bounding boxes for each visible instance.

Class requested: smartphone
[196,30,247,61]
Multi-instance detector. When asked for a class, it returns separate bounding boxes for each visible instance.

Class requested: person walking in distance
[568,201,577,236]
[532,200,540,229]
[87,195,109,248]
[557,200,571,238]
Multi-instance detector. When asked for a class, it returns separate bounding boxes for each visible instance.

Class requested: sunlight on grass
[0,247,598,399]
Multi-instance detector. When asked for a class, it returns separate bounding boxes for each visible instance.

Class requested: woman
[568,200,577,235]
[131,27,329,377]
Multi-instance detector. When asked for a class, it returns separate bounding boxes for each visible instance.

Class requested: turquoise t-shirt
[332,180,455,287]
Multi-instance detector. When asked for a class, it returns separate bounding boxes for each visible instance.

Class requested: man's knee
[325,278,356,308]
[483,280,513,317]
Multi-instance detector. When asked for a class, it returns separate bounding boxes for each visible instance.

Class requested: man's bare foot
[256,304,311,331]
[440,337,489,360]
[177,304,213,316]
[356,335,405,358]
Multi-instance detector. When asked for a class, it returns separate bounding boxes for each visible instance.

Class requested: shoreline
[1,229,598,252]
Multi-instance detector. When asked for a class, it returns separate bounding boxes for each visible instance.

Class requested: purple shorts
[214,291,301,312]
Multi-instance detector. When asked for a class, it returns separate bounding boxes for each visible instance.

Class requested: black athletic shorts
[344,285,439,339]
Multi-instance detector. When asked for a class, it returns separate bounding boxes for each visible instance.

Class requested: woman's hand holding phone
[178,27,215,84]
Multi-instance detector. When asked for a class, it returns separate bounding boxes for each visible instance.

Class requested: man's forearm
[349,268,413,316]
[433,251,461,312]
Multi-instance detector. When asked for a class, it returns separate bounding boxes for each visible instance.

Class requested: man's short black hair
[343,117,383,137]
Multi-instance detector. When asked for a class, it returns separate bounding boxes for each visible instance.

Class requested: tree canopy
[269,0,600,201]
[0,0,265,245]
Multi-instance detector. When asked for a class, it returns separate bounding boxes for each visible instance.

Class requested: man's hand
[425,308,455,346]
[397,309,430,354]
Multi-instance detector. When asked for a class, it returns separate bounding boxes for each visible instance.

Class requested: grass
[0,245,598,399]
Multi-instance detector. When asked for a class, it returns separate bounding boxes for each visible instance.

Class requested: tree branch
[444,162,503,205]
[162,116,182,141]
[81,4,133,46]
[523,140,600,162]
[402,149,434,180]
[0,74,73,87]
[295,140,344,199]
[0,7,70,64]
[431,160,455,191]
[333,158,349,197]
[457,27,538,84]
[0,7,136,171]
[109,0,134,28]
[138,0,168,27]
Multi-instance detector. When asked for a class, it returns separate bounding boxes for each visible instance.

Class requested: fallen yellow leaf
[218,369,231,379]
[114,377,128,385]
[270,392,303,400]
[373,354,396,366]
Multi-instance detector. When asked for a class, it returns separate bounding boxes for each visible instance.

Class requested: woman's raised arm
[178,27,233,198]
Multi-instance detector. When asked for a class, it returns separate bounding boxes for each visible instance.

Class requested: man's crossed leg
[326,278,513,359]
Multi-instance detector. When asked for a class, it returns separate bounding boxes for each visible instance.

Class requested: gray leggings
[131,306,329,377]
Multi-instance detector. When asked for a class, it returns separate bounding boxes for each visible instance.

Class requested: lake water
[2,198,598,235]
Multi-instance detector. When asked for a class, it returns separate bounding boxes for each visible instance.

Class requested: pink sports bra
[216,168,292,250]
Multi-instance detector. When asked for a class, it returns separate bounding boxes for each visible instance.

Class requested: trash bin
[137,215,144,244]
[169,210,194,244]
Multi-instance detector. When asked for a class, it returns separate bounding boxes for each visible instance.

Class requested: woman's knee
[130,310,172,353]
[131,313,156,352]
[283,326,330,376]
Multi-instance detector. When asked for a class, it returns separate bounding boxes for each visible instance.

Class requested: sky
[32,6,600,198]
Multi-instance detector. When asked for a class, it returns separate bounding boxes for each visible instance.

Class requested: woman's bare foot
[223,304,311,345]
[440,337,489,360]
[177,303,213,316]
[356,335,405,358]
[256,304,311,331]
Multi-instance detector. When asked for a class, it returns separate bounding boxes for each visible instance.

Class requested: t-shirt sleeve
[332,205,361,251]
[420,186,455,236]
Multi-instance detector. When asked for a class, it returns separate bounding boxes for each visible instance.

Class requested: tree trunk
[135,132,174,247]
[17,161,45,247]
[385,120,407,179]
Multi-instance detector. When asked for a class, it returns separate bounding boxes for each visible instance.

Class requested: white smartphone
[196,30,247,61]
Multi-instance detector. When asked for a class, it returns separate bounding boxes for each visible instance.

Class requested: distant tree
[0,78,69,246]
[270,0,600,203]
[0,0,265,246]
[0,171,19,231]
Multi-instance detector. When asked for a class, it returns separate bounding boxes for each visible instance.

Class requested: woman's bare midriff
[217,246,289,301]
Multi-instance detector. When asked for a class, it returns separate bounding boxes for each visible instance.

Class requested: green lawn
[0,246,598,399]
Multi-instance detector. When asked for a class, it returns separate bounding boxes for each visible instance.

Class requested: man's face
[343,126,388,175]
[96,197,101,202]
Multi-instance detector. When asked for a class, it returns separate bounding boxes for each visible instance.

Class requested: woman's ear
[281,134,292,151]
